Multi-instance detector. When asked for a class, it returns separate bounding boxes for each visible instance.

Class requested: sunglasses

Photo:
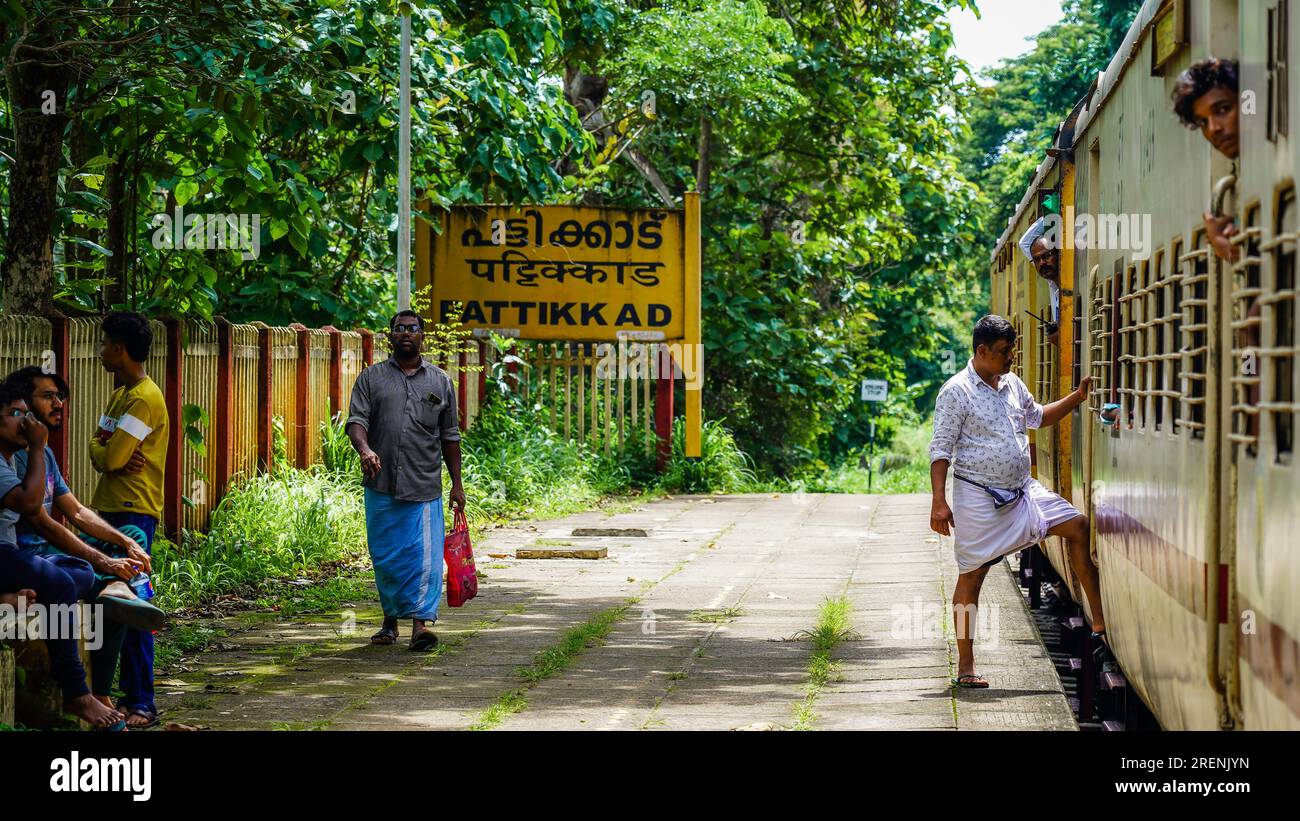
[392,324,422,334]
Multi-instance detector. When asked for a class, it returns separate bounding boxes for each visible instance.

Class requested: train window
[1012,315,1024,377]
[1036,275,1056,402]
[1179,235,1210,439]
[1229,205,1263,456]
[1118,262,1140,427]
[1268,0,1290,141]
[1088,266,1113,416]
[1138,259,1151,429]
[1264,188,1297,461]
[1151,250,1165,430]
[1110,268,1121,417]
[1169,240,1183,433]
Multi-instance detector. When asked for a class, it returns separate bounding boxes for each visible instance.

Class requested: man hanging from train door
[1172,57,1241,263]
[928,315,1106,688]
[1017,218,1062,346]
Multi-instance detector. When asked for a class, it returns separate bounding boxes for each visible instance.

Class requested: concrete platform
[157,493,1075,731]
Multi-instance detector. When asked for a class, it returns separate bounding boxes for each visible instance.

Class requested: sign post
[860,379,888,492]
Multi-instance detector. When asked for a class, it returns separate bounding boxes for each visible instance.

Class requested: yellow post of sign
[415,200,703,457]
[684,192,702,458]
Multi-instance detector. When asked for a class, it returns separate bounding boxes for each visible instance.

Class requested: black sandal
[409,630,439,652]
[370,626,399,645]
[951,674,989,689]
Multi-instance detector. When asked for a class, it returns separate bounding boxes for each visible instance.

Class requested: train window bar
[1257,288,1299,305]
[1259,231,1297,252]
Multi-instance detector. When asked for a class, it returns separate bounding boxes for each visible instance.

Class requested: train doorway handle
[1211,173,1237,218]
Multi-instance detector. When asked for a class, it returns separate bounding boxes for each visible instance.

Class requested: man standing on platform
[346,310,466,651]
[928,315,1105,688]
[90,311,169,728]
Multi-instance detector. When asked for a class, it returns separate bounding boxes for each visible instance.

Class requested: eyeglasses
[36,391,67,401]
[1031,250,1057,265]
[392,324,422,334]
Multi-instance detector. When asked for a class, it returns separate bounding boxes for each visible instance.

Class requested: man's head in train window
[1172,57,1240,159]
[1029,236,1060,284]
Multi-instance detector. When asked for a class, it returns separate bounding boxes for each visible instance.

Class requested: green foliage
[957,0,1144,271]
[153,467,367,610]
[773,420,934,495]
[656,416,758,494]
[320,411,362,481]
[579,0,984,475]
[3,0,596,325]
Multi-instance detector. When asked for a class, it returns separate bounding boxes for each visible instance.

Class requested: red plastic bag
[444,508,478,607]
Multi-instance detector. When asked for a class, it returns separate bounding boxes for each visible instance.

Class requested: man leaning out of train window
[1172,57,1240,263]
[1016,218,1062,346]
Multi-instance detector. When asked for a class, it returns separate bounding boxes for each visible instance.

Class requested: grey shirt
[0,452,22,547]
[346,356,461,502]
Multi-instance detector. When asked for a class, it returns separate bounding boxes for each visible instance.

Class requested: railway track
[1012,548,1160,732]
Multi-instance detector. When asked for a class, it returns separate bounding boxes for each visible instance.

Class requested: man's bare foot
[98,580,137,600]
[124,708,158,729]
[66,693,123,729]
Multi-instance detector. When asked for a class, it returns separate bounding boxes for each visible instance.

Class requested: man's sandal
[951,674,989,689]
[409,630,439,652]
[370,626,399,645]
[122,707,159,729]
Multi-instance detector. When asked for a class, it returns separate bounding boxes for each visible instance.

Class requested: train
[988,0,1297,729]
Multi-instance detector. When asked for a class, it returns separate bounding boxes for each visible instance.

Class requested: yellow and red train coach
[989,0,1298,730]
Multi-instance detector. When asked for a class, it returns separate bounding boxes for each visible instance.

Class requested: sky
[948,0,1065,82]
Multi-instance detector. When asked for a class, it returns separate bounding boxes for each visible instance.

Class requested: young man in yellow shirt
[89,311,169,728]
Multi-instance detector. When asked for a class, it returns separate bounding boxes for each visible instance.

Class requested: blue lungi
[363,488,444,621]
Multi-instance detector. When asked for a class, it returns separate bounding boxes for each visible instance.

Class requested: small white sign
[860,379,888,402]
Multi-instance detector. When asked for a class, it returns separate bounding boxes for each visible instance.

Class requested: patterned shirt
[346,356,460,503]
[928,359,1044,490]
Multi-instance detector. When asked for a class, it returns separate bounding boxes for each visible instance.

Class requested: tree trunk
[103,154,127,307]
[2,56,68,316]
[696,113,713,197]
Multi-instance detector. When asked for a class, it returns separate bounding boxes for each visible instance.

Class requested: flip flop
[122,707,159,729]
[96,591,167,632]
[409,629,439,652]
[951,674,989,689]
[370,626,398,645]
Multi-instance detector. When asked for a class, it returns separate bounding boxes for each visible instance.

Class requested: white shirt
[928,359,1044,490]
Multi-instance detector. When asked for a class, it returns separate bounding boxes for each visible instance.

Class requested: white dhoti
[951,477,1082,574]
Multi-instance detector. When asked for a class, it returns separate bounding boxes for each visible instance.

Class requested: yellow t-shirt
[90,375,169,519]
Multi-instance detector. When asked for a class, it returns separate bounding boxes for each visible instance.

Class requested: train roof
[989,0,1168,264]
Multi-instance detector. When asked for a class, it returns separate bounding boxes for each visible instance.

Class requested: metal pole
[867,416,877,493]
[397,8,412,311]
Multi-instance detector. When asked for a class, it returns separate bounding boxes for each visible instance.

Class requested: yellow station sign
[415,195,703,456]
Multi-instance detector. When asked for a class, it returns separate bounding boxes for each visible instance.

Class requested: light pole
[397,5,412,311]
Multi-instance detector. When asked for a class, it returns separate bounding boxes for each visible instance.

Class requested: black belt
[954,474,1024,510]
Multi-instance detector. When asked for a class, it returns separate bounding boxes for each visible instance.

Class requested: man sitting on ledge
[0,381,124,729]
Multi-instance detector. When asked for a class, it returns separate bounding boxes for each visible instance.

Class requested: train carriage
[988,0,1298,729]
